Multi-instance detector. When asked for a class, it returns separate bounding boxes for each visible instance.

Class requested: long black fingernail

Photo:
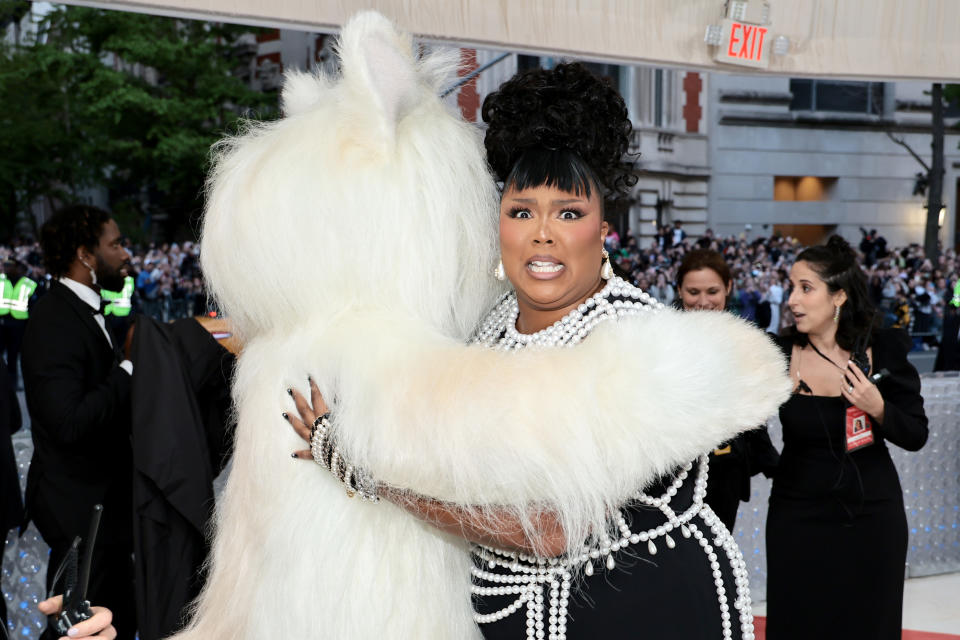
[286,388,293,396]
[307,375,312,382]
[282,412,289,421]
[291,452,298,458]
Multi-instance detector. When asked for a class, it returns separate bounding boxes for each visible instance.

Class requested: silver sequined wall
[4,374,960,636]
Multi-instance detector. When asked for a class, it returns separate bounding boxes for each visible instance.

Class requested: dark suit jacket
[20,280,133,545]
[0,365,23,533]
[934,313,960,372]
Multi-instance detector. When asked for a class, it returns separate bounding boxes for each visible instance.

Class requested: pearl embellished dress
[469,278,755,640]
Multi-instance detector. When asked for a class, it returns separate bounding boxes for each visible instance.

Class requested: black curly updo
[481,63,636,202]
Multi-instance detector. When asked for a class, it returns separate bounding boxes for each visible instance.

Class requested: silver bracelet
[309,413,379,502]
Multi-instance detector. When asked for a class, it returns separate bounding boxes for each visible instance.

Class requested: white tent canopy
[62,0,959,81]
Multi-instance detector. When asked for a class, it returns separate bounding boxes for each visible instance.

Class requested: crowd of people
[3,226,958,345]
[1,238,209,323]
[605,227,960,344]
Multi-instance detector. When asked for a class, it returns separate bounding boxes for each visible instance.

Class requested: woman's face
[787,260,847,335]
[680,267,730,311]
[499,182,608,316]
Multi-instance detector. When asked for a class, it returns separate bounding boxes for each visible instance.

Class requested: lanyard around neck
[807,340,846,371]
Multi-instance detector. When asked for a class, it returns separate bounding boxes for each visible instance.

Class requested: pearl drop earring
[493,259,506,282]
[600,249,614,280]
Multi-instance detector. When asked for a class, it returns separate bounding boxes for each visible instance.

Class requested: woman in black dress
[766,236,928,639]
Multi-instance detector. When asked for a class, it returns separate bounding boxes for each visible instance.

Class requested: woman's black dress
[765,329,928,639]
[473,459,749,639]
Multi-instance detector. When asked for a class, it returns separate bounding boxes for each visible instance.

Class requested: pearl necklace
[468,278,755,640]
[472,276,663,349]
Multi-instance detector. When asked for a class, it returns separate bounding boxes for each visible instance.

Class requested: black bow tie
[90,299,109,315]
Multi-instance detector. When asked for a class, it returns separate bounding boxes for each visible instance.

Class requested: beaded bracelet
[309,413,379,502]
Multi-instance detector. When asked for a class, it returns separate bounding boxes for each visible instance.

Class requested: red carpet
[753,617,960,639]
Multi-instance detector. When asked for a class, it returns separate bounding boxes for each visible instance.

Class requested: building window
[516,55,540,72]
[789,79,884,114]
[774,176,837,201]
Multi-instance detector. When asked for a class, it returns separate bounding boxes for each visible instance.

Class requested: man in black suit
[21,205,136,639]
[0,364,23,630]
[934,308,960,371]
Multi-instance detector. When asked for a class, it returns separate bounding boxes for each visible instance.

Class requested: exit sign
[714,18,769,68]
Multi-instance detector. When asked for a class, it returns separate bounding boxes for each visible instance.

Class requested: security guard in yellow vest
[101,275,134,317]
[0,260,37,384]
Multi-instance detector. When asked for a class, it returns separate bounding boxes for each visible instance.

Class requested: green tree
[945,85,960,111]
[0,7,103,236]
[0,2,277,240]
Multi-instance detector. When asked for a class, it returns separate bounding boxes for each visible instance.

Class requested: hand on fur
[37,596,116,640]
[285,378,329,460]
[285,373,570,555]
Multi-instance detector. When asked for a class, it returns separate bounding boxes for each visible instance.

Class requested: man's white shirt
[59,277,134,375]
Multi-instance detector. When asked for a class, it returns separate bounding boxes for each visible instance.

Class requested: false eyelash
[507,207,531,218]
[558,208,586,219]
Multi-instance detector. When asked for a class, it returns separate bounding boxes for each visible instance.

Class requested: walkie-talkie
[851,331,871,377]
[48,504,103,635]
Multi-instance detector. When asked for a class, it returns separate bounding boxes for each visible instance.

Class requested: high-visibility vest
[0,275,10,316]
[0,275,37,319]
[101,276,134,317]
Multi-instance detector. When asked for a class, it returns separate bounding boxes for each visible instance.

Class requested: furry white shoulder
[322,305,790,550]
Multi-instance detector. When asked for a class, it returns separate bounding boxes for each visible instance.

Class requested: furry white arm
[323,308,790,552]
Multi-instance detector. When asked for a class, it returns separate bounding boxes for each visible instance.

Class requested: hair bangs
[503,148,600,200]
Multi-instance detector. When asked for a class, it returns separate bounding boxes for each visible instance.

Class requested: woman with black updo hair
[467,63,753,639]
[766,235,928,639]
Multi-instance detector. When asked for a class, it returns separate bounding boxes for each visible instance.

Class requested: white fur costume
[173,12,791,640]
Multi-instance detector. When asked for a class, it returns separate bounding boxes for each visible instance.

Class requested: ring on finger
[847,384,854,393]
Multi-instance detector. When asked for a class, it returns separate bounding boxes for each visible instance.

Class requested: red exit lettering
[726,21,767,62]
